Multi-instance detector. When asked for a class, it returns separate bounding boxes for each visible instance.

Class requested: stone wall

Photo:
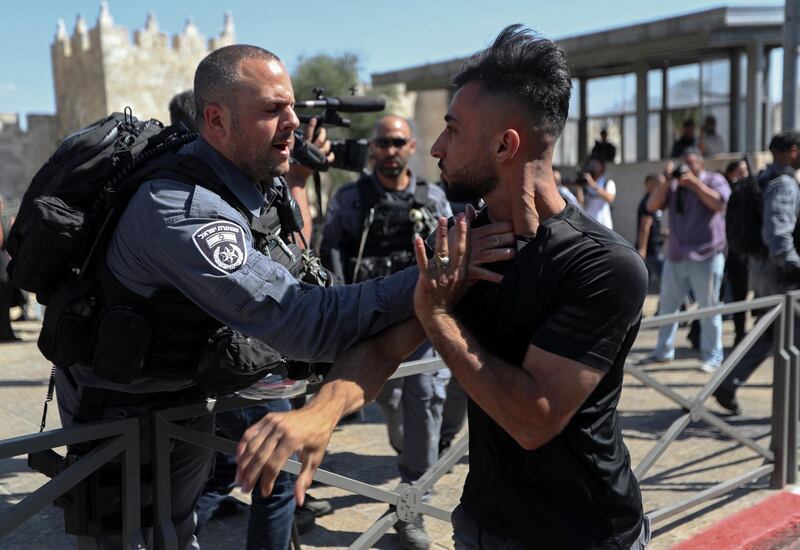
[0,114,59,202]
[0,3,234,204]
[51,4,235,137]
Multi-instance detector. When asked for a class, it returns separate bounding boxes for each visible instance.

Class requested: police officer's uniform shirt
[455,204,647,548]
[321,171,452,260]
[74,137,417,393]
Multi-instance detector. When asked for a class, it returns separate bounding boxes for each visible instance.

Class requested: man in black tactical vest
[47,46,430,549]
[320,115,452,549]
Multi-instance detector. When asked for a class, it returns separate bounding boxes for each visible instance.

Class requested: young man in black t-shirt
[237,26,649,549]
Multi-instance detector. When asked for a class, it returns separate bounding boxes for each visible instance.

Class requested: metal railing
[3,292,800,547]
[150,357,464,550]
[628,293,795,526]
[0,418,145,549]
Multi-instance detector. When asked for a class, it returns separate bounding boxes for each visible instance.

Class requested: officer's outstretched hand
[465,203,515,284]
[236,405,336,505]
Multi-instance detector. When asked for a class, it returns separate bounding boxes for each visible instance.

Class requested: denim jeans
[376,368,449,485]
[653,253,725,366]
[199,399,296,550]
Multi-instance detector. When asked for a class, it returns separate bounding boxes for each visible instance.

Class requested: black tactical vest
[344,174,438,283]
[40,152,327,389]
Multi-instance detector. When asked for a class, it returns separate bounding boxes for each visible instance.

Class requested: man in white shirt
[581,157,616,229]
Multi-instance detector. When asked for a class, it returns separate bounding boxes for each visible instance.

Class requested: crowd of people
[3,19,800,550]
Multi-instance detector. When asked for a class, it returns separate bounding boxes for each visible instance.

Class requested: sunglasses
[373,137,410,149]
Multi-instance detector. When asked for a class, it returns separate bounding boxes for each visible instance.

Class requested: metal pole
[783,0,800,130]
[771,301,789,488]
[786,293,800,483]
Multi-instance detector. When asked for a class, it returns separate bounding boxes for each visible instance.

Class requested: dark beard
[376,156,407,178]
[442,158,498,203]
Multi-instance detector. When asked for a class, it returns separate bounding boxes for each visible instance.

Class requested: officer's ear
[408,138,417,156]
[495,129,520,163]
[203,103,229,138]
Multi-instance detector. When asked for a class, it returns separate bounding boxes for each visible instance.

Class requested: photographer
[320,115,453,549]
[641,148,730,372]
[580,157,616,229]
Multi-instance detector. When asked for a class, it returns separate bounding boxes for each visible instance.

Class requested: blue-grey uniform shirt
[320,171,451,361]
[70,137,418,393]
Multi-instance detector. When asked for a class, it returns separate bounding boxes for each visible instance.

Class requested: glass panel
[623,114,637,163]
[587,76,623,116]
[702,58,730,105]
[648,113,661,161]
[770,48,784,103]
[561,120,578,166]
[569,78,580,120]
[648,69,663,110]
[668,63,700,108]
[587,74,636,116]
[622,73,637,113]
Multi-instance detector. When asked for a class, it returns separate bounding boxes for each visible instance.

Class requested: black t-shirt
[455,204,647,549]
[636,193,664,257]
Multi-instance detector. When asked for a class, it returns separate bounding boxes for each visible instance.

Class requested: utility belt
[349,250,414,282]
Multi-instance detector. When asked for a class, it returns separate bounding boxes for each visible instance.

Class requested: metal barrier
[627,294,794,526]
[150,357,465,550]
[3,293,800,547]
[0,418,145,549]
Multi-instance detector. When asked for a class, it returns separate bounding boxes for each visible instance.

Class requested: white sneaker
[699,362,719,373]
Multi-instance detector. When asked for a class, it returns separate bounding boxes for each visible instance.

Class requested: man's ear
[203,103,228,138]
[408,138,417,156]
[495,129,520,163]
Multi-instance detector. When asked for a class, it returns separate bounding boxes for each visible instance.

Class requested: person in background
[699,115,725,157]
[590,128,617,163]
[671,119,696,158]
[722,159,750,346]
[636,174,665,293]
[555,169,580,208]
[580,157,616,229]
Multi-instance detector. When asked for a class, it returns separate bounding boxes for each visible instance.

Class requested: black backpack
[725,158,768,258]
[6,109,196,303]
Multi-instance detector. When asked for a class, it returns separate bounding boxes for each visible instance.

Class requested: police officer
[53,45,424,550]
[321,115,452,550]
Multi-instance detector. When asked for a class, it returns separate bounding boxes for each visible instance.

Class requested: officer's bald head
[373,115,413,139]
[194,45,281,128]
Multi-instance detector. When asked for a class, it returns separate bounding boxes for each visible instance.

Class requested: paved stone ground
[0,296,787,549]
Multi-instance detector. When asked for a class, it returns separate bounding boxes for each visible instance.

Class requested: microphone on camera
[295,96,386,113]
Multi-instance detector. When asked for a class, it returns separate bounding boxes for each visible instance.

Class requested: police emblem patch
[192,221,248,274]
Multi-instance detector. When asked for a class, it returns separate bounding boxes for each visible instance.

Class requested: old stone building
[0,2,235,206]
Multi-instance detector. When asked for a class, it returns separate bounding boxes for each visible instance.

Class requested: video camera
[292,87,385,173]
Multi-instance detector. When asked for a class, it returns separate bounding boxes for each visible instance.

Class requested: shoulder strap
[413,178,432,208]
[356,175,382,226]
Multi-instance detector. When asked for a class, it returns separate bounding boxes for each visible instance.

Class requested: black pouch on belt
[194,326,288,395]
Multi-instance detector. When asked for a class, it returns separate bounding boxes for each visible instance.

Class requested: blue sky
[0,0,782,120]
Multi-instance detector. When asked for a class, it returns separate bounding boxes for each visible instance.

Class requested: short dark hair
[682,146,703,158]
[769,131,800,153]
[453,24,571,138]
[169,90,197,132]
[194,45,280,127]
[724,160,742,176]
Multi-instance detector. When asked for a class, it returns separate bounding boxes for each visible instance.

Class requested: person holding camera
[320,115,452,549]
[580,157,616,229]
[239,25,650,549]
[642,148,731,372]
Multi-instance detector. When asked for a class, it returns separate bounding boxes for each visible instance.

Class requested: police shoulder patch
[192,220,248,274]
